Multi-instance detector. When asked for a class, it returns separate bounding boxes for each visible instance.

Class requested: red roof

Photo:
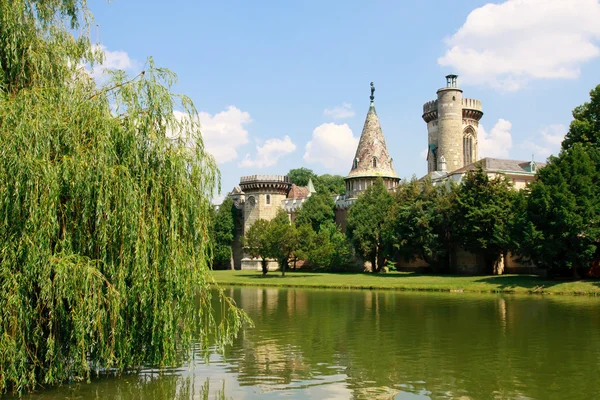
[287,184,310,199]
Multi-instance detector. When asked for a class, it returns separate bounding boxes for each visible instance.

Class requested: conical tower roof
[346,96,398,180]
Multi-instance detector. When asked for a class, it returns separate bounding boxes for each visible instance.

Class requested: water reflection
[14,289,600,400]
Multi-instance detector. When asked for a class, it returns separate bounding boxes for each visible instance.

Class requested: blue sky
[88,0,600,201]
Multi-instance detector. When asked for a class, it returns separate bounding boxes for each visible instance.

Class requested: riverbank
[211,270,600,296]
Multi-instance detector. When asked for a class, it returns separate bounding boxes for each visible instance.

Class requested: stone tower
[239,175,291,235]
[345,83,400,198]
[422,75,483,173]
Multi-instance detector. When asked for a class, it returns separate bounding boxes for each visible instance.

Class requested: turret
[422,75,483,174]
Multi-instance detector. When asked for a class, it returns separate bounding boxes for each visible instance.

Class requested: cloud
[89,45,140,80]
[323,103,355,119]
[520,124,566,161]
[438,0,600,91]
[479,118,513,158]
[304,123,359,172]
[239,136,296,168]
[170,106,251,164]
[199,106,252,163]
[420,149,428,159]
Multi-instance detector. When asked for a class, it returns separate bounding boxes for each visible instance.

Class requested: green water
[14,288,600,399]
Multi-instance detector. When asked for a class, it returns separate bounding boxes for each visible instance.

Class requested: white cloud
[520,124,566,161]
[323,103,355,119]
[420,149,428,159]
[239,136,296,168]
[170,106,251,164]
[199,106,252,163]
[303,123,359,172]
[479,118,513,158]
[438,0,600,91]
[89,45,140,80]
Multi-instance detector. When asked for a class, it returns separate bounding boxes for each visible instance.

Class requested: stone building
[422,74,483,174]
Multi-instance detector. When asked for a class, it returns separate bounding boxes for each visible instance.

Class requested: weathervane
[370,82,375,102]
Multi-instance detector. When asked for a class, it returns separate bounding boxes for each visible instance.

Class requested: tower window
[354,158,359,169]
[372,157,377,168]
[266,194,271,205]
[453,96,456,101]
[463,127,475,165]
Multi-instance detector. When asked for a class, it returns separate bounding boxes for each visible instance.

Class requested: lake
[14,287,600,399]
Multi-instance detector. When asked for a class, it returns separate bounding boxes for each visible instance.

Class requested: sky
[87,0,600,202]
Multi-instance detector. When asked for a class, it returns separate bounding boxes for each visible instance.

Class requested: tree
[561,84,600,151]
[525,144,600,277]
[388,178,455,272]
[213,198,236,269]
[288,167,317,187]
[244,219,271,275]
[294,192,335,232]
[346,178,394,272]
[263,210,298,277]
[451,167,517,274]
[0,1,246,393]
[314,174,346,195]
[305,221,353,271]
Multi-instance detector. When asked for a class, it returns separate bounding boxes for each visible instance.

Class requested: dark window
[266,194,271,205]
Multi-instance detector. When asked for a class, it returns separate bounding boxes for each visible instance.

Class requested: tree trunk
[572,266,580,280]
[261,258,268,275]
[281,258,286,277]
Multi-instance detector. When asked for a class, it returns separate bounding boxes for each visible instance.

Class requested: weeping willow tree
[0,0,248,394]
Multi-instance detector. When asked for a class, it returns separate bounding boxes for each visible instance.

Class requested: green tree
[346,178,394,273]
[264,210,298,277]
[0,1,246,393]
[294,192,335,232]
[451,168,517,274]
[306,221,353,271]
[314,174,346,195]
[213,198,236,269]
[244,219,271,275]
[561,84,600,151]
[389,179,455,271]
[287,167,317,187]
[525,144,600,277]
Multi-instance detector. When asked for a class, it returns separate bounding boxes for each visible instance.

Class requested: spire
[307,178,316,194]
[346,83,398,179]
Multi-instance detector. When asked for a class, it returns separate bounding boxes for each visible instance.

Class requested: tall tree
[451,167,517,274]
[315,174,346,195]
[213,198,236,269]
[525,144,600,277]
[287,167,317,187]
[561,84,600,151]
[0,1,246,393]
[294,192,335,232]
[346,178,393,273]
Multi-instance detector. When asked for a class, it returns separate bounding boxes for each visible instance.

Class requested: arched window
[354,158,359,169]
[439,155,447,172]
[463,127,475,165]
[266,194,271,205]
[372,157,377,168]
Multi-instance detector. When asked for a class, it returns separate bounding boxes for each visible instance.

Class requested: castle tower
[239,175,291,235]
[345,82,400,198]
[422,75,483,173]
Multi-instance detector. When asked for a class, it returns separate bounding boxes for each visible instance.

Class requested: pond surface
[16,287,600,399]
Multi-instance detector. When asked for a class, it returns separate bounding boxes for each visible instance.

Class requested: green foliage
[0,1,247,394]
[294,192,335,232]
[388,179,455,271]
[346,178,393,272]
[314,174,346,195]
[562,84,600,151]
[213,198,236,269]
[287,167,317,187]
[305,221,353,271]
[243,219,271,275]
[451,167,517,273]
[263,210,298,277]
[525,144,600,274]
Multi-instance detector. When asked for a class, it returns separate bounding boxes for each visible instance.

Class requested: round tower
[239,175,291,235]
[422,75,483,174]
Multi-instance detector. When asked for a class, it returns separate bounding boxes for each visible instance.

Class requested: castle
[228,76,541,272]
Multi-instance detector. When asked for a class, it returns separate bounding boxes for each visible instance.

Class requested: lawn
[210,270,600,296]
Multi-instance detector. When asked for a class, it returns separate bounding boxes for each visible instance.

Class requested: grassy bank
[211,270,600,296]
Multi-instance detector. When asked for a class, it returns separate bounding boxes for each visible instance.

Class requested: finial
[370,82,375,102]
